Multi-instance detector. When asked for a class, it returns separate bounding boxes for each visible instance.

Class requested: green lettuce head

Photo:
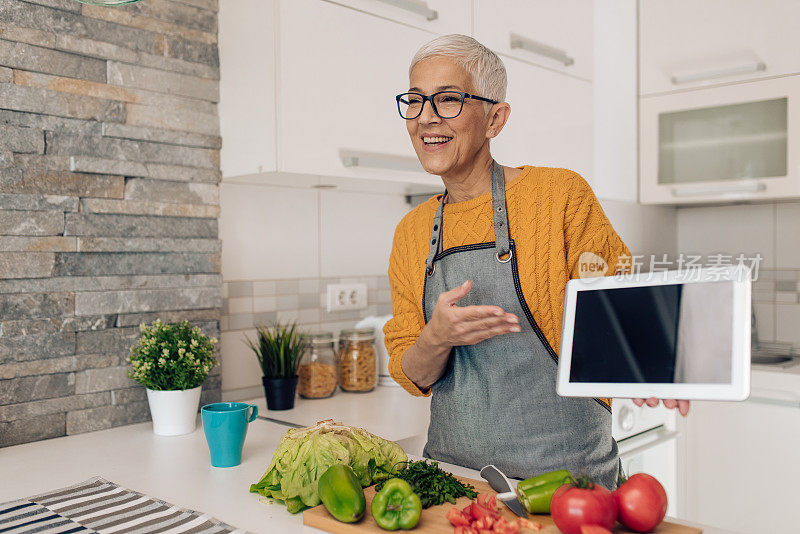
[250,419,407,513]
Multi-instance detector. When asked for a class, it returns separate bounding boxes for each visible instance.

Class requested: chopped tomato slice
[477,493,499,512]
[454,526,478,534]
[462,503,474,517]
[516,518,543,531]
[471,502,500,521]
[492,517,520,534]
[447,507,472,527]
[474,517,494,530]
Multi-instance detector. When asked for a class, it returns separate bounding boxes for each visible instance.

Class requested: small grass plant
[244,322,306,379]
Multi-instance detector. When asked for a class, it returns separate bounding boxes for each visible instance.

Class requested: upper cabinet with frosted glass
[638,0,800,204]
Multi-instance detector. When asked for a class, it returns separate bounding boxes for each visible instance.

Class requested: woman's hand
[633,397,691,416]
[425,279,520,348]
[400,279,519,390]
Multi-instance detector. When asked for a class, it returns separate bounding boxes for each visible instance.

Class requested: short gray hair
[409,34,507,103]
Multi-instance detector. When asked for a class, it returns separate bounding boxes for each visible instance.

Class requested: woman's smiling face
[406,56,495,177]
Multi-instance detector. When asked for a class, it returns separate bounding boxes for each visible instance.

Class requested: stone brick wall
[0,0,222,447]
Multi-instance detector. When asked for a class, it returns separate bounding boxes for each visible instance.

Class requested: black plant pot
[262,376,298,411]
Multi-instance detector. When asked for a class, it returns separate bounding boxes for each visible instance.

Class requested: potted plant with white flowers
[127,319,219,436]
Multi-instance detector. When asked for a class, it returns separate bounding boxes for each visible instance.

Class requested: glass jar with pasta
[297,332,338,399]
[338,328,377,393]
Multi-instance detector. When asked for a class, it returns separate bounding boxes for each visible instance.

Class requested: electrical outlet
[326,283,368,312]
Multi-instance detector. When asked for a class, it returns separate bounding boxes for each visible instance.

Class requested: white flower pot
[145,385,202,436]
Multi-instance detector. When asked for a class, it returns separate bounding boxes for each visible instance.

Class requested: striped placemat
[0,477,248,534]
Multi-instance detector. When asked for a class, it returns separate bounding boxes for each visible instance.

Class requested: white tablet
[557,265,751,401]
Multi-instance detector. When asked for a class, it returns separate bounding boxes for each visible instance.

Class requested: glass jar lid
[339,328,375,342]
[305,332,334,345]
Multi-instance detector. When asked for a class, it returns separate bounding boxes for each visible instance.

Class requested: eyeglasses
[396,90,498,120]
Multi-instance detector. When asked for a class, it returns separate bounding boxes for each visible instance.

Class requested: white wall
[600,198,677,261]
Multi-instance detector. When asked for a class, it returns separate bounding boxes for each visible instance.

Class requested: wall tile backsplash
[221,274,392,333]
[219,275,392,401]
[677,201,800,346]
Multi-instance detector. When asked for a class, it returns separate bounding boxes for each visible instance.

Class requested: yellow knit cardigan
[383,166,632,407]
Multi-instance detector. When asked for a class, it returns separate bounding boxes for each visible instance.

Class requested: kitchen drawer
[492,55,593,177]
[331,0,470,35]
[639,0,800,96]
[473,0,593,81]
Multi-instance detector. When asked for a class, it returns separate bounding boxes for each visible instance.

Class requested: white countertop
[0,409,734,534]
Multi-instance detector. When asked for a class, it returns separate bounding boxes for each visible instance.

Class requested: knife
[479,464,528,518]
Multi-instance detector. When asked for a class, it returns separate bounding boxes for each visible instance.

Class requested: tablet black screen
[569,281,734,384]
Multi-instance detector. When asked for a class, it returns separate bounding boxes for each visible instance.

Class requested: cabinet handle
[373,0,438,21]
[617,430,678,459]
[670,62,766,85]
[340,149,424,173]
[670,182,765,197]
[509,33,574,66]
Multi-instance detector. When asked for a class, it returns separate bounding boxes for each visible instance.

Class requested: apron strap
[490,160,512,261]
[424,160,512,275]
[425,195,445,275]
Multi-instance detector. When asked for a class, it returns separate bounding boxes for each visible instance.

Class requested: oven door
[618,427,679,517]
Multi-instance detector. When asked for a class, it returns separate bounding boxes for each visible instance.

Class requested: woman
[383,35,689,488]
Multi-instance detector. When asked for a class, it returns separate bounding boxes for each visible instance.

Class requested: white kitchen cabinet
[331,0,469,35]
[640,74,800,204]
[493,55,593,178]
[474,0,593,81]
[639,0,800,96]
[277,0,438,185]
[219,0,594,187]
[682,392,800,534]
[219,0,278,177]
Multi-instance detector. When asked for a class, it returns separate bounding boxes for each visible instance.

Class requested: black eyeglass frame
[395,90,499,120]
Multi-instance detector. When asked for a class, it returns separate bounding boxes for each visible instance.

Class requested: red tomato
[550,478,617,534]
[580,526,614,534]
[454,526,478,534]
[477,493,499,512]
[447,507,472,527]
[613,473,668,532]
[462,503,474,517]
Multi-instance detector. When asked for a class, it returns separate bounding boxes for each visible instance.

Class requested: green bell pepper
[516,469,572,514]
[371,478,422,531]
[318,464,366,523]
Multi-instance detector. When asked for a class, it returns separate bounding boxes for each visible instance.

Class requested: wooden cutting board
[302,476,701,533]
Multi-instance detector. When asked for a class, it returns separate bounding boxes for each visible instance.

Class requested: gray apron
[421,161,620,489]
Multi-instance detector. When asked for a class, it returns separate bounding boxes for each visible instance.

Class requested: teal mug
[201,402,258,467]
